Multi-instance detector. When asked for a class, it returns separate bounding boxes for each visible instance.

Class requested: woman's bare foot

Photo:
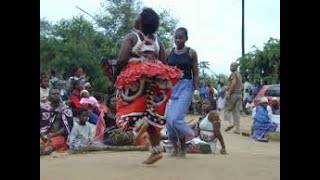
[142,153,163,164]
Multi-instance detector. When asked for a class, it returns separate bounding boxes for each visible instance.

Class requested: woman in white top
[193,97,227,154]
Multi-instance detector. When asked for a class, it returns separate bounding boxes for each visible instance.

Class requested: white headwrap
[80,89,89,96]
[259,97,268,103]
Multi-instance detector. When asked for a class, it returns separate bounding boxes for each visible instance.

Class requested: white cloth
[68,122,94,149]
[132,31,160,54]
[40,87,49,101]
[199,114,214,132]
[217,97,225,109]
[40,87,50,107]
[270,114,280,132]
[189,114,217,153]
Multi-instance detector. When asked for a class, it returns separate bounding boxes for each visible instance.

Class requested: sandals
[233,131,241,135]
[225,126,234,132]
[241,132,250,137]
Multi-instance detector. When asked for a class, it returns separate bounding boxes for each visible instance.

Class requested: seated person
[79,89,100,124]
[69,108,97,151]
[40,88,73,155]
[251,97,277,142]
[187,97,227,154]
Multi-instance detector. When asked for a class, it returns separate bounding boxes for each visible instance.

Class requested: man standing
[224,62,243,134]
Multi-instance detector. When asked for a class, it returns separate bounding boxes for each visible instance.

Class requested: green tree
[157,9,178,48]
[95,0,177,55]
[40,0,178,93]
[40,16,110,93]
[238,38,280,84]
[199,61,210,83]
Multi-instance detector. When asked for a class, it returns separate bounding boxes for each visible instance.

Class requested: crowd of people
[40,7,280,165]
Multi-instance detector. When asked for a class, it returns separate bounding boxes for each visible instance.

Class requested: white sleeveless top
[199,114,216,142]
[130,31,160,62]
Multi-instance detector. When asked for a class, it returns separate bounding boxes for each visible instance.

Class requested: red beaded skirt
[115,60,182,132]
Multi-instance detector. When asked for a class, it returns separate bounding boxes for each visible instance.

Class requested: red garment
[70,90,82,115]
[94,102,108,142]
[115,60,182,132]
[98,102,108,114]
[40,133,68,152]
[114,61,181,89]
[94,112,107,142]
[209,88,214,98]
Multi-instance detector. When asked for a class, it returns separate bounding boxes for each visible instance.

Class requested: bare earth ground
[40,113,280,180]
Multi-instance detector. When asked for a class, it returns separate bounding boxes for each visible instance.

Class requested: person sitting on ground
[69,80,98,124]
[80,90,100,112]
[252,97,272,121]
[68,108,95,151]
[251,97,277,142]
[271,97,280,115]
[40,88,74,155]
[188,97,227,154]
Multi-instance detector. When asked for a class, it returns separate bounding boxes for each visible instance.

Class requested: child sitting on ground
[69,108,95,151]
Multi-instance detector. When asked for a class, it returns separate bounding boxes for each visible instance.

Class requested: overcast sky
[40,0,280,75]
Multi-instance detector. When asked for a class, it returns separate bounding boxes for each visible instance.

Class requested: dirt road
[40,114,280,180]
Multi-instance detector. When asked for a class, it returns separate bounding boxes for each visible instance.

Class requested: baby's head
[80,90,90,98]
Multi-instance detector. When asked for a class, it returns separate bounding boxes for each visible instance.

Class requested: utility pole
[242,0,245,56]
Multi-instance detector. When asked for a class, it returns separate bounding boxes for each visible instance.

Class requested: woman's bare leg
[142,125,163,164]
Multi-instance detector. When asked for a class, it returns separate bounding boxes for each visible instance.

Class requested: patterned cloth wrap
[115,59,182,133]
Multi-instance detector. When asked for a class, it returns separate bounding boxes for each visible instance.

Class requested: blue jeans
[166,79,194,143]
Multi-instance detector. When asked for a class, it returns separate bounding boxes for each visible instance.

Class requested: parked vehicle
[253,84,280,106]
